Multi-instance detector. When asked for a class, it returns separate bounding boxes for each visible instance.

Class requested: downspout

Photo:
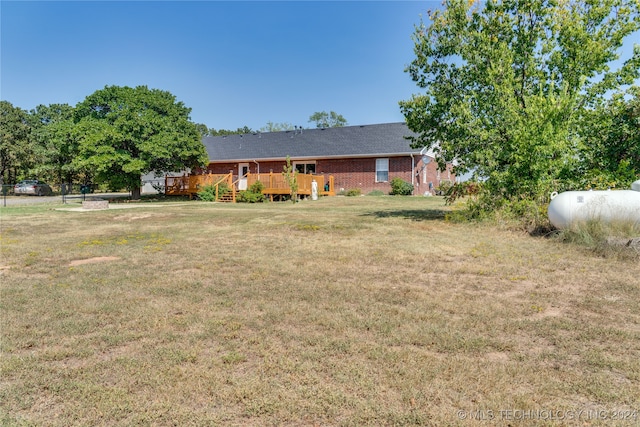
[410,153,415,195]
[253,160,260,175]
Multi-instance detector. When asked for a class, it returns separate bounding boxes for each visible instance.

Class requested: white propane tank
[548,180,640,230]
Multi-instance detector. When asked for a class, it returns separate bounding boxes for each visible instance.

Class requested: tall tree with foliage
[400,0,640,215]
[578,86,640,188]
[0,101,33,183]
[308,111,347,128]
[72,85,208,199]
[27,103,83,185]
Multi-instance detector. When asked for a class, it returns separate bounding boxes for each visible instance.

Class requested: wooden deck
[165,172,335,201]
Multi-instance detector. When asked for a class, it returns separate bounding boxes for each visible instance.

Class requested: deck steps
[217,192,236,203]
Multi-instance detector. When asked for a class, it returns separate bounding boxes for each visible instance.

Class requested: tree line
[196,110,347,135]
[0,82,347,199]
[1,86,208,199]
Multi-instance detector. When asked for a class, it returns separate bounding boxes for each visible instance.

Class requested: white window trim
[293,161,316,174]
[376,158,389,183]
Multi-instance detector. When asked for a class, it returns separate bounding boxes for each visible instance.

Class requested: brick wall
[415,160,455,195]
[313,157,406,194]
[202,156,455,195]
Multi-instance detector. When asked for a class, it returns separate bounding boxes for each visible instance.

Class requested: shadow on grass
[363,209,448,221]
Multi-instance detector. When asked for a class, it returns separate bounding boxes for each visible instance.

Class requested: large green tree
[400,0,640,211]
[0,101,32,184]
[73,85,208,199]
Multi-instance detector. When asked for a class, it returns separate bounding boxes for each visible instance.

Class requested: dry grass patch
[1,197,639,426]
[68,257,121,267]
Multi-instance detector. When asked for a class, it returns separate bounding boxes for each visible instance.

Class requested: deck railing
[165,173,232,197]
[165,171,334,199]
[247,173,334,196]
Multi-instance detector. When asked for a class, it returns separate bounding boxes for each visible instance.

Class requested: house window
[376,158,389,182]
[294,162,316,174]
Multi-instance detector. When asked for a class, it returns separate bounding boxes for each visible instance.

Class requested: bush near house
[197,183,230,201]
[389,177,413,195]
[237,181,265,203]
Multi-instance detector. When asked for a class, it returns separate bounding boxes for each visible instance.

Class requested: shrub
[236,191,263,203]
[344,188,362,197]
[236,180,265,203]
[367,190,385,196]
[248,181,265,194]
[497,198,551,234]
[444,185,551,233]
[389,177,414,195]
[197,185,217,201]
[197,183,230,201]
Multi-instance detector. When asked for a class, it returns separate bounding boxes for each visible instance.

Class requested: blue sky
[1,1,638,132]
[1,1,434,131]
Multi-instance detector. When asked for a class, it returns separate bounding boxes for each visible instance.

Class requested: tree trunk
[131,185,141,200]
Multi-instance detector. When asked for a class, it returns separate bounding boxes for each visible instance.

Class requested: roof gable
[202,122,428,162]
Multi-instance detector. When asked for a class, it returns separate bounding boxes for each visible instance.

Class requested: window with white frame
[376,158,389,182]
[293,162,316,174]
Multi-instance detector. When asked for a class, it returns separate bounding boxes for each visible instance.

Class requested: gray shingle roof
[202,122,428,162]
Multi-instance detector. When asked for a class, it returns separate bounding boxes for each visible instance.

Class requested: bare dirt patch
[68,256,120,266]
[112,212,154,221]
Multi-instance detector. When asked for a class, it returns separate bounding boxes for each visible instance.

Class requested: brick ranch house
[185,122,454,197]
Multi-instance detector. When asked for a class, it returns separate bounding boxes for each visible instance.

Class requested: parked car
[13,180,53,196]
